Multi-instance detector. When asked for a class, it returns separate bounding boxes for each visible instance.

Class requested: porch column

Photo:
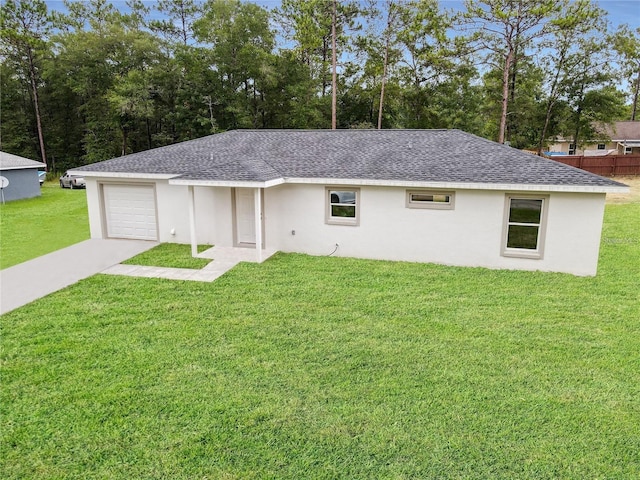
[254,187,263,263]
[188,185,197,257]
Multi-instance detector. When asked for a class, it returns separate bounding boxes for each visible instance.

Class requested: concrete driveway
[0,239,157,315]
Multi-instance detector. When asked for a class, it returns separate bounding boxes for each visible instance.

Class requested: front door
[235,188,256,245]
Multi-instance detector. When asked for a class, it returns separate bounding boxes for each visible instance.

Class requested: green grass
[0,182,209,270]
[0,182,89,269]
[1,203,639,479]
[122,243,213,269]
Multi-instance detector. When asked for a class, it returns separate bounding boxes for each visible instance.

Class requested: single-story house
[0,151,46,202]
[73,129,628,276]
[548,121,640,156]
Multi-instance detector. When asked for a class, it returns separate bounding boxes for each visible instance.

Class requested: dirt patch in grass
[606,176,640,204]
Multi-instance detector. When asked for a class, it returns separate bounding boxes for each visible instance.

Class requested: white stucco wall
[85,178,104,239]
[197,186,234,247]
[264,184,606,276]
[153,182,232,245]
[85,179,232,246]
[85,179,607,276]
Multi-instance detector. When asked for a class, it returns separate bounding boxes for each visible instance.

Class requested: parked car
[59,171,86,189]
[38,171,46,186]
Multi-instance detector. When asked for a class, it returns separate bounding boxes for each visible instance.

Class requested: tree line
[1,0,638,172]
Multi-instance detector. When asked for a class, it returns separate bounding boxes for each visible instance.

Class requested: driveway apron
[0,239,157,315]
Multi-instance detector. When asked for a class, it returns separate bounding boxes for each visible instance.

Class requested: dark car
[59,171,86,189]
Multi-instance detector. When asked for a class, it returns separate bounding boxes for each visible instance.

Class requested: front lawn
[0,182,89,269]
[1,202,639,478]
[123,243,213,269]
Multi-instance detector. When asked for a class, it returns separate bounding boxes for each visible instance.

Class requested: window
[624,146,632,154]
[326,188,359,225]
[597,143,606,150]
[406,190,455,210]
[502,195,548,259]
[568,143,576,155]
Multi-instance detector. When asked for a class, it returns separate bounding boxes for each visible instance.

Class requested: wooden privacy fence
[548,154,640,176]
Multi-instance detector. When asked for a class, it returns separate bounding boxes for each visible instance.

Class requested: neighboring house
[73,129,628,276]
[0,151,46,202]
[548,121,640,156]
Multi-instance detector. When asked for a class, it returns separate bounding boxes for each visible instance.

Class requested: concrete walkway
[0,239,157,315]
[101,246,276,282]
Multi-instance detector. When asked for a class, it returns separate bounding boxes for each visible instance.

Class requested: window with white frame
[406,190,455,209]
[624,146,632,154]
[502,195,549,259]
[597,143,606,150]
[326,188,359,225]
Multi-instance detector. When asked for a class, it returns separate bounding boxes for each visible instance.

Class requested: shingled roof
[0,151,46,170]
[75,129,626,190]
[596,121,640,141]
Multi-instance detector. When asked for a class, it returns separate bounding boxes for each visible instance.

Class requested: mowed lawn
[1,188,639,478]
[0,182,89,269]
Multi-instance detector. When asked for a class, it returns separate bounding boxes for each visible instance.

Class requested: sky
[44,0,640,31]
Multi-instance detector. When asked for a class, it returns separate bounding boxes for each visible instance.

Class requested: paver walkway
[1,239,157,315]
[101,246,276,282]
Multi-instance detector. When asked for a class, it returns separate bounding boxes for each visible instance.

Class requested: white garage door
[103,184,158,240]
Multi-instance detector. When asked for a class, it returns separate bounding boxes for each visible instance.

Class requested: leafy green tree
[262,50,325,128]
[193,0,275,129]
[375,1,401,129]
[560,37,625,149]
[331,0,338,128]
[350,2,400,128]
[464,0,564,143]
[536,0,605,153]
[0,0,632,169]
[277,0,361,127]
[611,24,640,121]
[53,0,163,163]
[394,0,461,128]
[353,0,402,129]
[107,70,155,155]
[150,0,203,46]
[0,62,38,159]
[145,0,204,141]
[278,0,332,97]
[429,68,485,135]
[567,86,627,149]
[0,0,51,168]
[39,55,84,171]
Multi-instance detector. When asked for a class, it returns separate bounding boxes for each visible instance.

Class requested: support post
[188,185,197,257]
[254,188,263,263]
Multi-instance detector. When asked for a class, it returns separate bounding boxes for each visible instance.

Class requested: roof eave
[283,177,629,194]
[0,164,45,171]
[72,171,179,180]
[168,177,285,188]
[81,172,627,194]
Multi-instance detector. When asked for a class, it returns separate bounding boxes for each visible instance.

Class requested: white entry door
[103,184,158,240]
[235,188,256,245]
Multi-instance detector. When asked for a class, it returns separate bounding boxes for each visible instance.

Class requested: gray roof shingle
[0,151,46,170]
[597,121,640,141]
[75,129,626,188]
